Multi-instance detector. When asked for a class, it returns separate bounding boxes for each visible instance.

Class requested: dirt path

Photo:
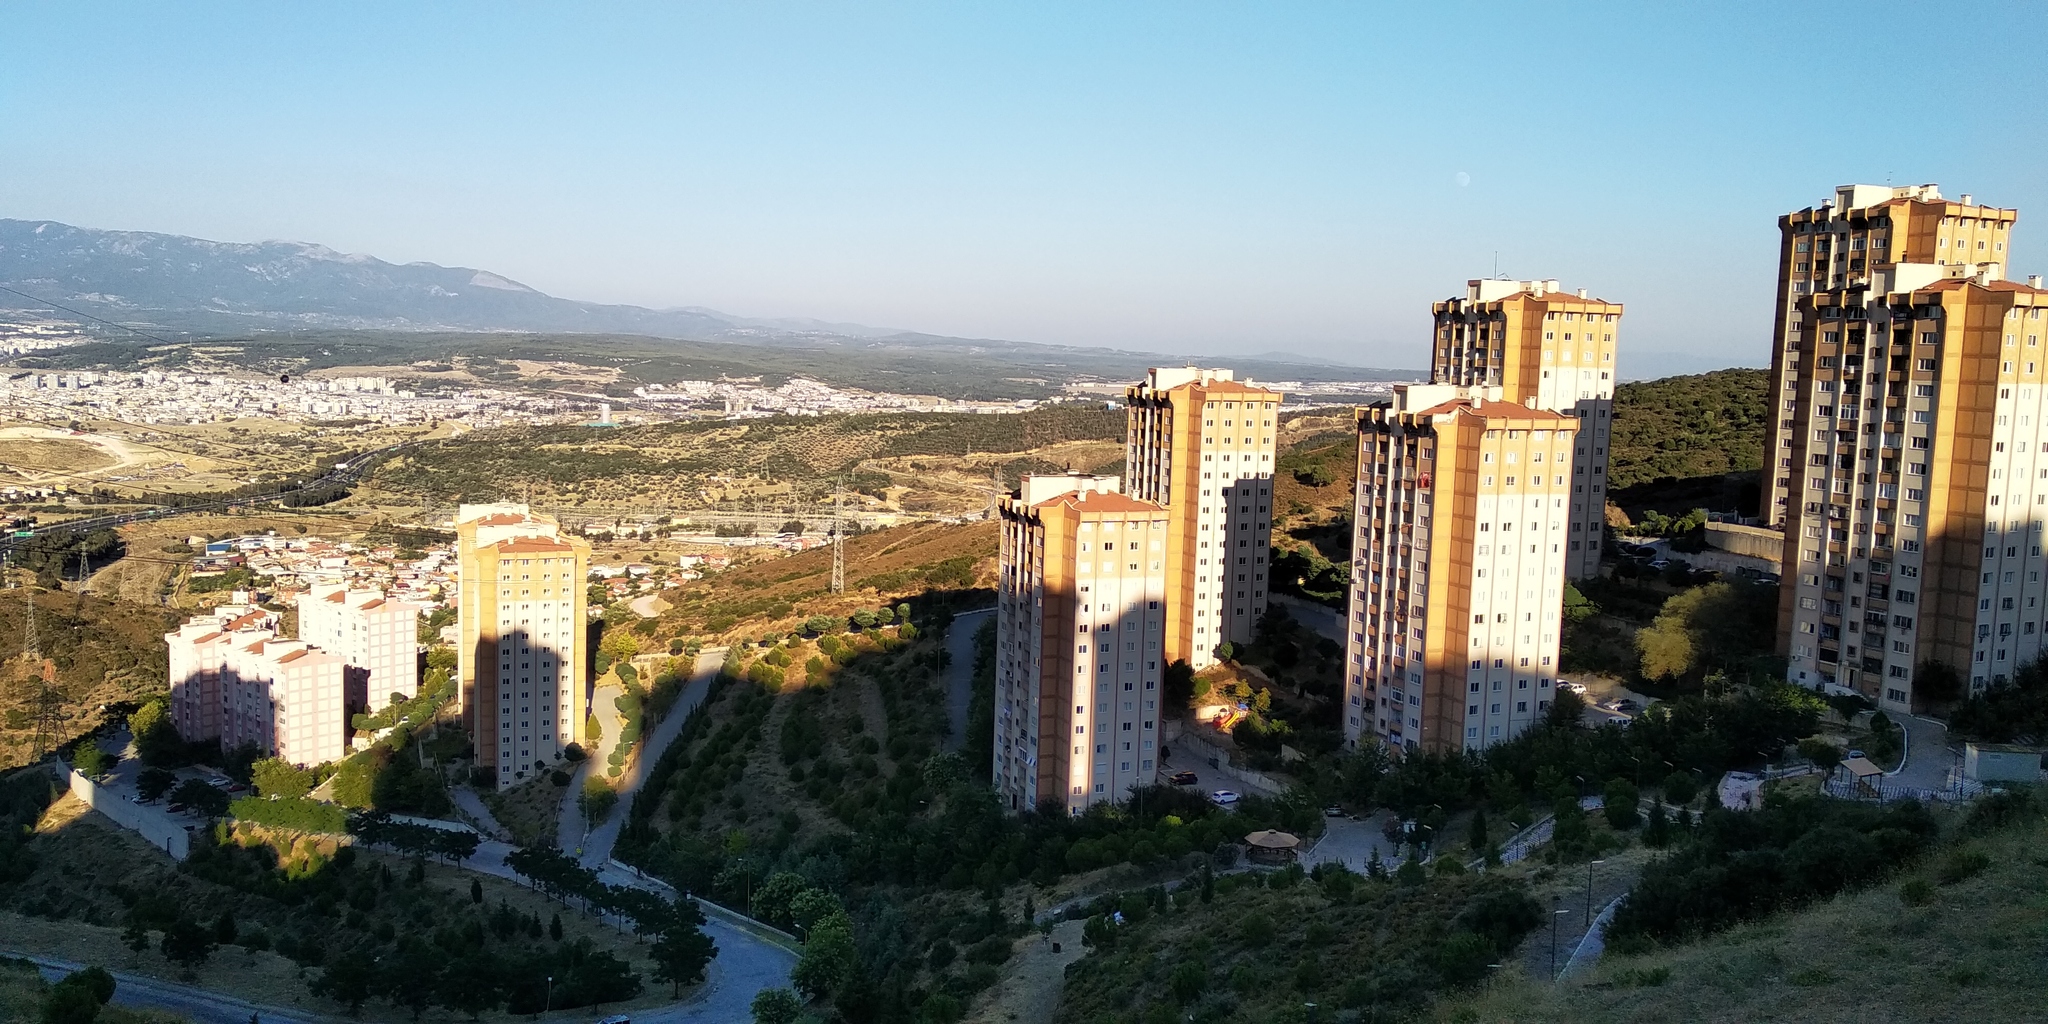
[965,919,1086,1024]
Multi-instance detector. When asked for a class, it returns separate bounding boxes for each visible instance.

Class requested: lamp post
[1548,895,1568,978]
[544,975,553,1016]
[1585,859,1605,924]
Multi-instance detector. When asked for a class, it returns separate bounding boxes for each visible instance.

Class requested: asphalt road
[20,953,323,1024]
[941,608,992,752]
[572,647,727,869]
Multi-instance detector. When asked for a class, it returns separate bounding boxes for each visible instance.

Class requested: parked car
[1613,698,1643,713]
[1323,805,1346,818]
[1648,559,1671,571]
[1168,770,1199,786]
[1559,681,1588,695]
[1209,790,1240,806]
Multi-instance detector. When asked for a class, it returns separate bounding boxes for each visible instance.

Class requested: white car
[1209,790,1240,806]
[1560,682,1588,695]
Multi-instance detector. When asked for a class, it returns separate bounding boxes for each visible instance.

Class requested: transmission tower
[829,482,845,595]
[24,586,61,762]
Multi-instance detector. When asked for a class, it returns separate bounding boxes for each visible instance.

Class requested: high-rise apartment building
[297,583,424,713]
[1123,367,1283,670]
[993,474,1170,813]
[1763,184,2018,525]
[1768,185,2048,708]
[1342,385,1576,754]
[1430,279,1621,579]
[165,604,354,766]
[455,503,591,788]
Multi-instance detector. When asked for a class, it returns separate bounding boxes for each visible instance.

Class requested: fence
[68,770,192,861]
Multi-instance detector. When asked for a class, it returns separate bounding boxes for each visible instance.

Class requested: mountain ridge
[0,217,1407,378]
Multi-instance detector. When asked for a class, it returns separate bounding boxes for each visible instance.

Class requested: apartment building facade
[1342,385,1576,754]
[1123,367,1283,670]
[1430,279,1621,579]
[165,605,353,766]
[297,583,424,713]
[1768,189,2048,706]
[993,474,1170,813]
[456,503,591,788]
[1763,184,2018,526]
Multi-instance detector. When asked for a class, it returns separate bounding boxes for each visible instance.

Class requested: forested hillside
[1609,368,1768,489]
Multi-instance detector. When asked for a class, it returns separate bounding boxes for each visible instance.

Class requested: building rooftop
[1033,489,1167,515]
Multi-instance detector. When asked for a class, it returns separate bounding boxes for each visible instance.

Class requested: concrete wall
[1965,744,2043,783]
[1704,522,1784,566]
[69,771,191,861]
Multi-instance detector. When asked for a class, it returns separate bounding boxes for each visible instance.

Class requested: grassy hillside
[1608,369,1768,490]
[0,589,177,770]
[1439,792,2048,1024]
[370,407,1124,509]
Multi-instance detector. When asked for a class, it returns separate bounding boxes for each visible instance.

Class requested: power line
[0,283,203,351]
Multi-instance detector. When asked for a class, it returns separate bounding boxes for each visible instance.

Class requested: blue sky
[4,2,2044,377]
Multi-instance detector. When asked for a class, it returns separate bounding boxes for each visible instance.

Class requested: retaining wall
[68,771,191,861]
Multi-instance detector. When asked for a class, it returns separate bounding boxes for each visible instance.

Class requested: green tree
[1603,778,1642,830]
[158,917,216,976]
[791,913,858,1001]
[580,775,618,822]
[136,768,176,802]
[40,983,101,1024]
[71,743,108,779]
[127,699,179,766]
[212,910,236,946]
[168,779,228,817]
[750,988,804,1024]
[789,888,842,932]
[312,948,377,1014]
[1551,796,1591,859]
[753,872,808,930]
[470,878,484,905]
[251,757,313,799]
[1663,770,1698,806]
[801,615,837,636]
[1467,808,1489,852]
[649,899,717,996]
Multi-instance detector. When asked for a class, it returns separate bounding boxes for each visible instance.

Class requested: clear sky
[4,2,2044,377]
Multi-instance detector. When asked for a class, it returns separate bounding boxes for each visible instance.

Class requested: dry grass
[0,955,192,1024]
[1437,810,2048,1024]
[483,772,569,849]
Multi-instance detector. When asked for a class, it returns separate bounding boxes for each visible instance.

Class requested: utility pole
[25,586,61,761]
[829,480,844,595]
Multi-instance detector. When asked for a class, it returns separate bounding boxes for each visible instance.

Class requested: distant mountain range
[0,218,1407,382]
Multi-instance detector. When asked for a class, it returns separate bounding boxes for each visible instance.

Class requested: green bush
[230,795,347,835]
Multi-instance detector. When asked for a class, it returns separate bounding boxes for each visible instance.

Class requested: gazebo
[1244,829,1302,865]
[1836,756,1885,799]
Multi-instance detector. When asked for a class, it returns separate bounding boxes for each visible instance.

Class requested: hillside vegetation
[1608,369,1768,490]
[370,407,1124,509]
[0,589,176,770]
[1440,790,2048,1024]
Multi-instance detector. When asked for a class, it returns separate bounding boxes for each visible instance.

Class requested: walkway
[1893,714,1957,790]
[448,785,509,840]
[942,608,992,751]
[18,952,324,1024]
[1270,593,1345,644]
[572,647,728,868]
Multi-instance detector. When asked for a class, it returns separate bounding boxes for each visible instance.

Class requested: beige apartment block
[1764,184,2020,526]
[1769,190,2048,708]
[456,503,591,788]
[1124,367,1283,670]
[297,583,425,713]
[164,604,353,766]
[1342,385,1576,754]
[994,474,1170,814]
[1430,279,1621,579]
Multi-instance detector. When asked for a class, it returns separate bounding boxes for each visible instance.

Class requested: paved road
[1159,731,1286,800]
[558,679,627,856]
[942,609,992,752]
[448,784,509,840]
[1301,811,1402,874]
[1893,714,1958,789]
[17,952,325,1024]
[573,648,727,868]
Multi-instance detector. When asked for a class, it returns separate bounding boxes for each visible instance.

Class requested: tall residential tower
[297,583,424,714]
[1430,279,1622,578]
[456,503,592,788]
[1124,367,1283,670]
[1342,386,1576,753]
[1768,185,2048,708]
[993,474,1170,813]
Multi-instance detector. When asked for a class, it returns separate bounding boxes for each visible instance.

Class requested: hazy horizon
[6,3,2044,379]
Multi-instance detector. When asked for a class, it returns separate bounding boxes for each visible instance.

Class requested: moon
[1455,171,1471,187]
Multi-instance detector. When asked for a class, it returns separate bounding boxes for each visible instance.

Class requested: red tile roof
[1034,490,1168,515]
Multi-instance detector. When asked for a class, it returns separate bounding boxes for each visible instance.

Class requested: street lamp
[544,975,553,1016]
[1548,895,1569,979]
[1585,859,1605,923]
